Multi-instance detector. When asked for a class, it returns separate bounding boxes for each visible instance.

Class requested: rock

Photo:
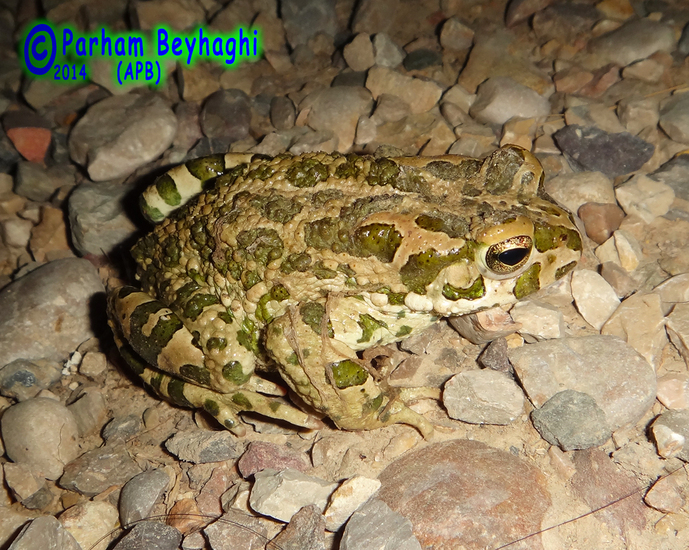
[68,181,139,256]
[340,498,421,550]
[67,389,109,436]
[440,17,474,51]
[666,302,689,364]
[165,430,244,464]
[237,441,309,478]
[532,3,600,43]
[371,33,405,68]
[102,415,143,443]
[622,58,665,83]
[7,516,80,550]
[59,444,142,496]
[111,521,182,550]
[571,270,620,330]
[366,67,442,114]
[601,292,667,367]
[615,174,675,223]
[578,202,625,244]
[281,0,337,48]
[508,336,656,431]
[272,504,326,550]
[324,475,382,531]
[511,300,565,340]
[119,469,171,527]
[14,161,75,202]
[1,397,80,480]
[344,33,375,72]
[599,261,638,299]
[3,462,48,504]
[199,89,251,145]
[617,97,660,135]
[79,351,108,379]
[0,258,103,367]
[69,94,177,181]
[249,468,338,522]
[402,49,442,71]
[531,389,612,450]
[611,230,643,272]
[505,0,552,27]
[448,307,520,344]
[655,274,689,306]
[2,109,52,164]
[59,500,119,550]
[443,369,524,425]
[135,0,204,31]
[300,87,373,151]
[377,439,550,549]
[588,19,676,67]
[650,154,689,202]
[644,475,685,513]
[656,373,689,410]
[651,410,689,460]
[0,358,62,401]
[270,96,296,131]
[204,510,267,550]
[553,125,655,178]
[469,76,551,126]
[544,170,616,215]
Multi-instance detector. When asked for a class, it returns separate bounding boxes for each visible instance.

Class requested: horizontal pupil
[499,247,528,266]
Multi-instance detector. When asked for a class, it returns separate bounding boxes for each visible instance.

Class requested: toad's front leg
[265,298,436,439]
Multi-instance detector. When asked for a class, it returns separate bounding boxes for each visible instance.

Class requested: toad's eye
[485,236,533,274]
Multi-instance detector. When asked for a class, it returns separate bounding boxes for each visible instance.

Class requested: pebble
[14,161,76,203]
[203,509,268,550]
[299,87,373,151]
[448,307,520,344]
[650,154,689,202]
[135,0,205,31]
[69,94,177,181]
[2,109,52,164]
[371,33,405,68]
[366,67,442,114]
[7,516,81,550]
[615,174,675,223]
[553,124,655,178]
[622,58,665,83]
[324,475,381,531]
[571,270,620,330]
[659,93,689,145]
[477,337,512,373]
[340,498,420,550]
[617,97,660,135]
[0,258,103,366]
[1,397,79,480]
[0,217,32,250]
[578,202,625,244]
[443,369,524,425]
[439,17,474,51]
[67,181,139,256]
[59,500,119,550]
[656,373,689,410]
[511,300,566,340]
[119,469,171,527]
[272,504,326,550]
[612,230,644,272]
[655,273,689,305]
[508,335,656,431]
[112,521,182,550]
[281,0,337,49]
[469,76,550,126]
[249,468,338,522]
[601,292,667,367]
[377,439,550,549]
[3,462,47,504]
[666,303,689,364]
[544,170,616,215]
[650,410,689,460]
[588,18,676,68]
[67,389,109,436]
[164,430,244,464]
[680,21,689,56]
[237,441,309,477]
[59,444,142,496]
[343,33,375,72]
[270,96,296,131]
[199,89,251,143]
[79,351,108,379]
[531,389,611,450]
[644,475,685,514]
[0,358,62,401]
[402,49,442,71]
[102,414,143,443]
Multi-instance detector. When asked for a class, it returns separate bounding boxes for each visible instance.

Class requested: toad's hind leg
[265,301,435,439]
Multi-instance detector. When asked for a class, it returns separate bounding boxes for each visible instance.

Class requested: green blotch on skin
[286,158,329,187]
[184,294,219,321]
[280,252,311,274]
[237,317,260,355]
[236,228,284,266]
[331,360,369,389]
[140,198,164,223]
[186,154,225,180]
[251,193,304,223]
[442,276,485,301]
[424,159,480,181]
[174,281,201,306]
[312,260,338,279]
[117,341,147,376]
[247,164,276,180]
[149,372,164,391]
[180,364,211,386]
[534,223,582,253]
[269,401,281,412]
[224,418,236,429]
[357,314,388,343]
[555,261,577,279]
[187,269,205,285]
[377,287,406,306]
[190,220,208,247]
[203,399,220,417]
[287,352,299,365]
[400,244,477,295]
[364,393,384,414]
[396,325,412,337]
[352,223,402,263]
[218,310,234,324]
[167,379,193,408]
[300,302,334,338]
[223,361,251,384]
[256,284,290,323]
[207,337,227,351]
[161,237,181,267]
[129,300,183,366]
[415,212,469,239]
[367,157,400,186]
[242,270,262,290]
[484,146,524,195]
[514,263,541,299]
[232,392,253,410]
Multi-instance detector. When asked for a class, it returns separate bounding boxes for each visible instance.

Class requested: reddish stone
[238,441,309,478]
[5,127,51,164]
[377,439,551,550]
[579,64,621,98]
[578,202,626,244]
